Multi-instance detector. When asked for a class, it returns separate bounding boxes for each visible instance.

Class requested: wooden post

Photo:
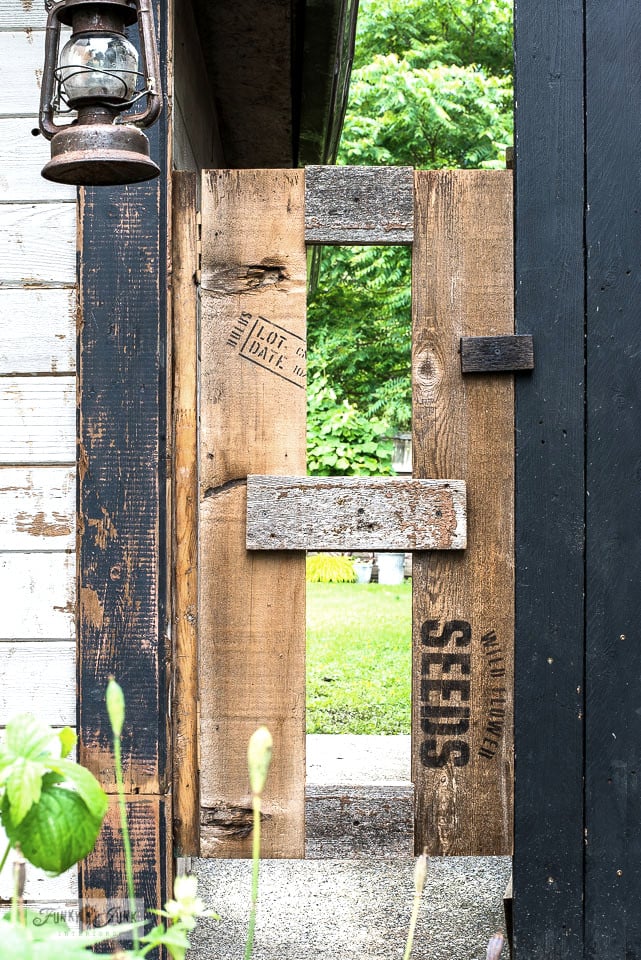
[198,170,307,858]
[411,170,514,857]
[77,0,171,924]
[513,1,586,955]
[171,171,200,856]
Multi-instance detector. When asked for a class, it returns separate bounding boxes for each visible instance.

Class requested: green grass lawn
[306,581,411,734]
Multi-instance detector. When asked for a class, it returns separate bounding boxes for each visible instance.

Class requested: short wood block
[246,475,466,551]
[305,165,414,245]
[460,335,534,373]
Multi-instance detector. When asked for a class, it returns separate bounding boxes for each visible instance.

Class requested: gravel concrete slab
[189,856,511,960]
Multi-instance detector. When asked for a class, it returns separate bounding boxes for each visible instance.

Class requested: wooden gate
[172,166,518,860]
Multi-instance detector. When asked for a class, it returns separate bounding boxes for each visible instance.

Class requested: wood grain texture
[173,0,223,171]
[0,376,75,464]
[0,30,45,117]
[513,1,586,954]
[0,289,76,374]
[80,796,170,938]
[0,203,76,287]
[78,0,169,925]
[0,4,47,29]
[305,165,414,245]
[0,466,74,549]
[304,784,414,859]
[0,553,74,638]
[78,146,167,796]
[246,475,466,551]
[584,1,641,955]
[0,119,75,203]
[199,169,307,858]
[460,335,534,373]
[171,172,200,855]
[0,641,75,722]
[411,170,514,857]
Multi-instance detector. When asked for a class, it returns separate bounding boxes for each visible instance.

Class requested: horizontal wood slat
[246,475,466,551]
[0,553,75,638]
[0,5,47,29]
[0,31,45,117]
[0,119,76,203]
[0,466,74,549]
[0,640,75,722]
[0,376,75,463]
[0,203,76,287]
[460,335,534,373]
[304,783,414,858]
[0,289,76,373]
[305,165,414,245]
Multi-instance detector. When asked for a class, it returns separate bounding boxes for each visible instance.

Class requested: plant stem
[244,794,262,960]
[0,840,12,876]
[113,732,139,951]
[402,888,422,960]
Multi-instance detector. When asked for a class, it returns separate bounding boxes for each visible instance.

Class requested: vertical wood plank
[199,169,307,858]
[411,170,514,857]
[513,1,586,955]
[585,1,641,954]
[78,0,170,926]
[171,171,200,855]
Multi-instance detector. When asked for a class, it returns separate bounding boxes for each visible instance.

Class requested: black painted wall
[515,1,641,955]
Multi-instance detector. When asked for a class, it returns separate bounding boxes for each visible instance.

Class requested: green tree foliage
[307,0,513,465]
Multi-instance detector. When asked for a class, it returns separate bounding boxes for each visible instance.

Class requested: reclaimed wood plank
[0,376,75,464]
[171,172,200,855]
[0,5,47,29]
[246,475,466,551]
[199,169,307,858]
[0,553,74,639]
[304,783,414,859]
[0,289,76,374]
[78,0,170,924]
[0,640,75,722]
[80,796,170,935]
[0,31,45,117]
[0,466,74,550]
[0,119,76,203]
[513,0,586,953]
[78,26,167,791]
[0,203,76,287]
[584,1,641,955]
[460,335,534,373]
[305,165,414,245]
[411,170,514,857]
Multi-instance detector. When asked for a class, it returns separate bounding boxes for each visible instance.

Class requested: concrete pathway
[188,736,511,960]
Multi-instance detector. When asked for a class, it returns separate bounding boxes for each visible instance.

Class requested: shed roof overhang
[189,0,358,168]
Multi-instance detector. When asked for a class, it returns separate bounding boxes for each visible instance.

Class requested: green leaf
[57,729,77,760]
[0,922,32,960]
[3,716,60,764]
[47,760,108,823]
[1,778,103,875]
[142,921,191,960]
[5,758,47,824]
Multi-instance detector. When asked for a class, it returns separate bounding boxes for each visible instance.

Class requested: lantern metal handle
[39,2,63,140]
[123,0,162,127]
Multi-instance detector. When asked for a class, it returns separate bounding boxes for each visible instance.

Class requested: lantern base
[42,123,160,186]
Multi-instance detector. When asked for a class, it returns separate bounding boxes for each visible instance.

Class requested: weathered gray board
[246,476,466,551]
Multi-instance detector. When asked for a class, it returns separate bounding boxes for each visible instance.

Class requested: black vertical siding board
[513,1,586,956]
[585,2,641,955]
[77,0,168,928]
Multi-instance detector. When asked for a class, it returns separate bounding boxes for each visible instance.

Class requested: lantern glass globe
[59,33,139,103]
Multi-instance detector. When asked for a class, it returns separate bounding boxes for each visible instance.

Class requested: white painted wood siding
[0,5,78,901]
